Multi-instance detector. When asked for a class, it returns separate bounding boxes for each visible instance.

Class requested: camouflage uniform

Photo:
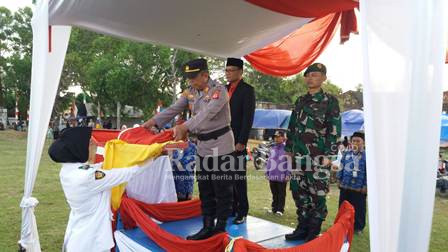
[285,89,341,222]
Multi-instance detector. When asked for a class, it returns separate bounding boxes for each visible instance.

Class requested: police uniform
[284,63,341,242]
[152,59,235,240]
[48,127,153,251]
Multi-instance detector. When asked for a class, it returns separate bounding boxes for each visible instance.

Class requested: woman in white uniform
[49,127,152,252]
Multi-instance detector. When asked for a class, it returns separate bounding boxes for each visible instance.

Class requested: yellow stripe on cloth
[103,139,166,210]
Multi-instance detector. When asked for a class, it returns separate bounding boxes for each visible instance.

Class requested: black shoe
[304,218,323,242]
[186,216,215,240]
[285,224,308,241]
[354,229,363,235]
[232,215,246,225]
[213,219,228,234]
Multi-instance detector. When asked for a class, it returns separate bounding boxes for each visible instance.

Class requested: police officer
[284,63,341,242]
[142,58,235,240]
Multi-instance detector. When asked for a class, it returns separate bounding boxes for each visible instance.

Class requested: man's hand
[173,124,188,141]
[235,143,246,152]
[142,118,157,130]
[323,157,332,167]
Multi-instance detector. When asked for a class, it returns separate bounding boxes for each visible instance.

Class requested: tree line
[0,7,343,122]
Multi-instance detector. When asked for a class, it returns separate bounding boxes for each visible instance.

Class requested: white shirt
[59,161,151,252]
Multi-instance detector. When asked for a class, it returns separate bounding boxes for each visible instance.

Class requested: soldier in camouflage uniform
[284,63,341,242]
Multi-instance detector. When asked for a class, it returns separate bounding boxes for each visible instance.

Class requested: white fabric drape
[126,156,177,204]
[360,0,446,251]
[115,231,152,252]
[19,1,72,251]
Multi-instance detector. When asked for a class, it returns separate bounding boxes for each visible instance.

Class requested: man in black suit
[225,58,256,224]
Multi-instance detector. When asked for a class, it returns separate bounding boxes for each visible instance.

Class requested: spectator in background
[337,131,367,233]
[265,130,290,216]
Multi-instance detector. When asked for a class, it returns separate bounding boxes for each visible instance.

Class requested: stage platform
[116,215,305,251]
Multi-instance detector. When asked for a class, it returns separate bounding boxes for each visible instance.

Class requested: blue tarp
[252,109,291,129]
[441,114,448,142]
[251,109,448,142]
[252,109,365,135]
[341,109,364,137]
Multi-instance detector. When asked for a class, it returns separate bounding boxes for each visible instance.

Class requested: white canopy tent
[20,0,446,251]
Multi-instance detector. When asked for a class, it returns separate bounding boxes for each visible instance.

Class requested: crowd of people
[49,58,370,251]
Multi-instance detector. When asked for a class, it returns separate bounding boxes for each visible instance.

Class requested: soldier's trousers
[196,154,235,220]
[291,169,330,222]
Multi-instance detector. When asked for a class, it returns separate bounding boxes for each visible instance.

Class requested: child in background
[337,131,367,233]
[265,130,290,216]
[170,119,196,201]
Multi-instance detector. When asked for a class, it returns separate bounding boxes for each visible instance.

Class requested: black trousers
[269,181,287,213]
[196,154,235,220]
[338,188,367,231]
[232,151,249,217]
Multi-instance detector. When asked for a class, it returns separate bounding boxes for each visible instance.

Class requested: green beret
[304,63,326,76]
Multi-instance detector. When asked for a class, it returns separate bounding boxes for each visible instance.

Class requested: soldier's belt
[197,126,230,141]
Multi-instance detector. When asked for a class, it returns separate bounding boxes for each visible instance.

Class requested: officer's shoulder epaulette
[78,164,92,170]
[182,89,190,97]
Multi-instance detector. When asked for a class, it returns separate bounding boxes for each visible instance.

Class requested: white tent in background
[20,0,446,252]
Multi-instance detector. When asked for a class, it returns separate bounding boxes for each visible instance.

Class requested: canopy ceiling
[48,0,312,57]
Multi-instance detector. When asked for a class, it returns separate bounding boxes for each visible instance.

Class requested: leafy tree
[2,7,32,119]
[0,7,13,108]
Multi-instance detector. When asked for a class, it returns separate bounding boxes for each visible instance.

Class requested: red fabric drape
[119,195,201,228]
[120,197,230,252]
[244,0,359,77]
[246,0,358,18]
[119,127,173,145]
[340,9,358,44]
[118,195,355,252]
[229,201,355,252]
[245,13,341,76]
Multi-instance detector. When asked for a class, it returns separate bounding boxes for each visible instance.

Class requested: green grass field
[0,130,447,251]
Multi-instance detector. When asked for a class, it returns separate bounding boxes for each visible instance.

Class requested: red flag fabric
[91,129,121,146]
[118,127,173,145]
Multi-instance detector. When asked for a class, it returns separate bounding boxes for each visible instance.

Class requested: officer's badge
[317,63,322,69]
[185,65,189,71]
[95,170,106,180]
[212,90,220,99]
[78,164,91,170]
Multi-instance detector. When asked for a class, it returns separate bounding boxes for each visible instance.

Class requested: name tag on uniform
[212,90,220,99]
